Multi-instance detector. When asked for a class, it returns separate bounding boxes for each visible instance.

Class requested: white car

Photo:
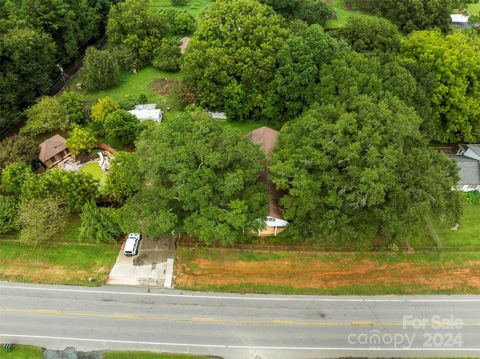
[124,233,141,257]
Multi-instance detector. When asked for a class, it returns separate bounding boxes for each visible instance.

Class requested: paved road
[1,282,480,358]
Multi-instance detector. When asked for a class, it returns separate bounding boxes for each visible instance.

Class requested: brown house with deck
[38,134,70,168]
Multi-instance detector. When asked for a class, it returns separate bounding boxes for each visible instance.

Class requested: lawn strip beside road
[0,241,117,286]
[175,248,480,295]
[0,345,42,359]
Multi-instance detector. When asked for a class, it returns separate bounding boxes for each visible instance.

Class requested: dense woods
[0,0,120,131]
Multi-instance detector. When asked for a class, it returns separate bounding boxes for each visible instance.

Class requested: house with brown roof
[248,126,288,236]
[39,134,70,168]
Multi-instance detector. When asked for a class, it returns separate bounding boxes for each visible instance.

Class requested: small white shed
[128,104,163,123]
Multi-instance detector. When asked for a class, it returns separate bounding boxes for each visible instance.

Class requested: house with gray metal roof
[449,144,480,191]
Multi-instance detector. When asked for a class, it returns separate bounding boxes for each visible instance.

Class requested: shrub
[172,11,196,35]
[1,162,35,197]
[82,47,120,91]
[0,196,19,234]
[79,201,122,244]
[21,96,70,137]
[171,0,188,5]
[66,126,97,155]
[104,109,140,146]
[59,91,87,124]
[17,196,68,244]
[0,135,38,171]
[103,152,139,203]
[152,39,182,71]
[91,97,120,123]
[462,191,480,205]
[21,169,99,213]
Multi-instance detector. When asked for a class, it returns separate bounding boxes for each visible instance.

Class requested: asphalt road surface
[1,282,480,358]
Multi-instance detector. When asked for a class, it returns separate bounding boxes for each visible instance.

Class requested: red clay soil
[175,251,480,292]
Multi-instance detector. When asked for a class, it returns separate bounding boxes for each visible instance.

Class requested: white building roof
[208,111,227,120]
[265,216,289,228]
[128,109,163,122]
[134,104,157,110]
[451,14,469,23]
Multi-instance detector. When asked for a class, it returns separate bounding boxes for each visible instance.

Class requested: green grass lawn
[410,204,480,250]
[80,66,183,104]
[219,121,267,136]
[324,0,378,28]
[0,346,43,359]
[434,204,480,249]
[151,0,212,18]
[80,162,104,182]
[104,352,209,359]
[0,240,118,285]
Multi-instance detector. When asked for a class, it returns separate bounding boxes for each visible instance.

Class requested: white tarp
[451,14,469,23]
[129,109,163,122]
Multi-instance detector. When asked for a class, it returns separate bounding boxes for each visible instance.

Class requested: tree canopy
[346,0,470,33]
[336,17,401,54]
[0,0,118,132]
[270,97,461,243]
[107,0,170,69]
[121,113,268,244]
[267,24,347,123]
[401,30,480,143]
[82,47,120,91]
[21,96,70,137]
[183,0,291,120]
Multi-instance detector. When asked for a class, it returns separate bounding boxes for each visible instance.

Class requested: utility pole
[57,64,67,89]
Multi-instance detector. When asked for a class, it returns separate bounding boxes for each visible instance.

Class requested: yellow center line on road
[0,307,478,327]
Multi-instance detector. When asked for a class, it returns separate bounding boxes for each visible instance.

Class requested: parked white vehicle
[124,233,141,257]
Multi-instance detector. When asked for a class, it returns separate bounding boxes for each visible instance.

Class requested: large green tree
[79,201,122,243]
[0,135,38,171]
[66,126,97,156]
[0,195,19,234]
[0,27,56,129]
[82,47,120,91]
[336,17,401,54]
[107,0,170,69]
[17,196,68,244]
[21,96,70,137]
[121,113,268,244]
[316,52,434,137]
[104,109,140,146]
[1,162,35,197]
[401,30,480,142]
[21,169,99,213]
[267,24,347,122]
[103,151,139,203]
[270,97,461,244]
[347,0,473,33]
[260,0,333,25]
[183,0,290,120]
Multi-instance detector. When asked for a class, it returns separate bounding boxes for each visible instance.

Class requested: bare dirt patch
[175,249,480,293]
[149,78,181,96]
